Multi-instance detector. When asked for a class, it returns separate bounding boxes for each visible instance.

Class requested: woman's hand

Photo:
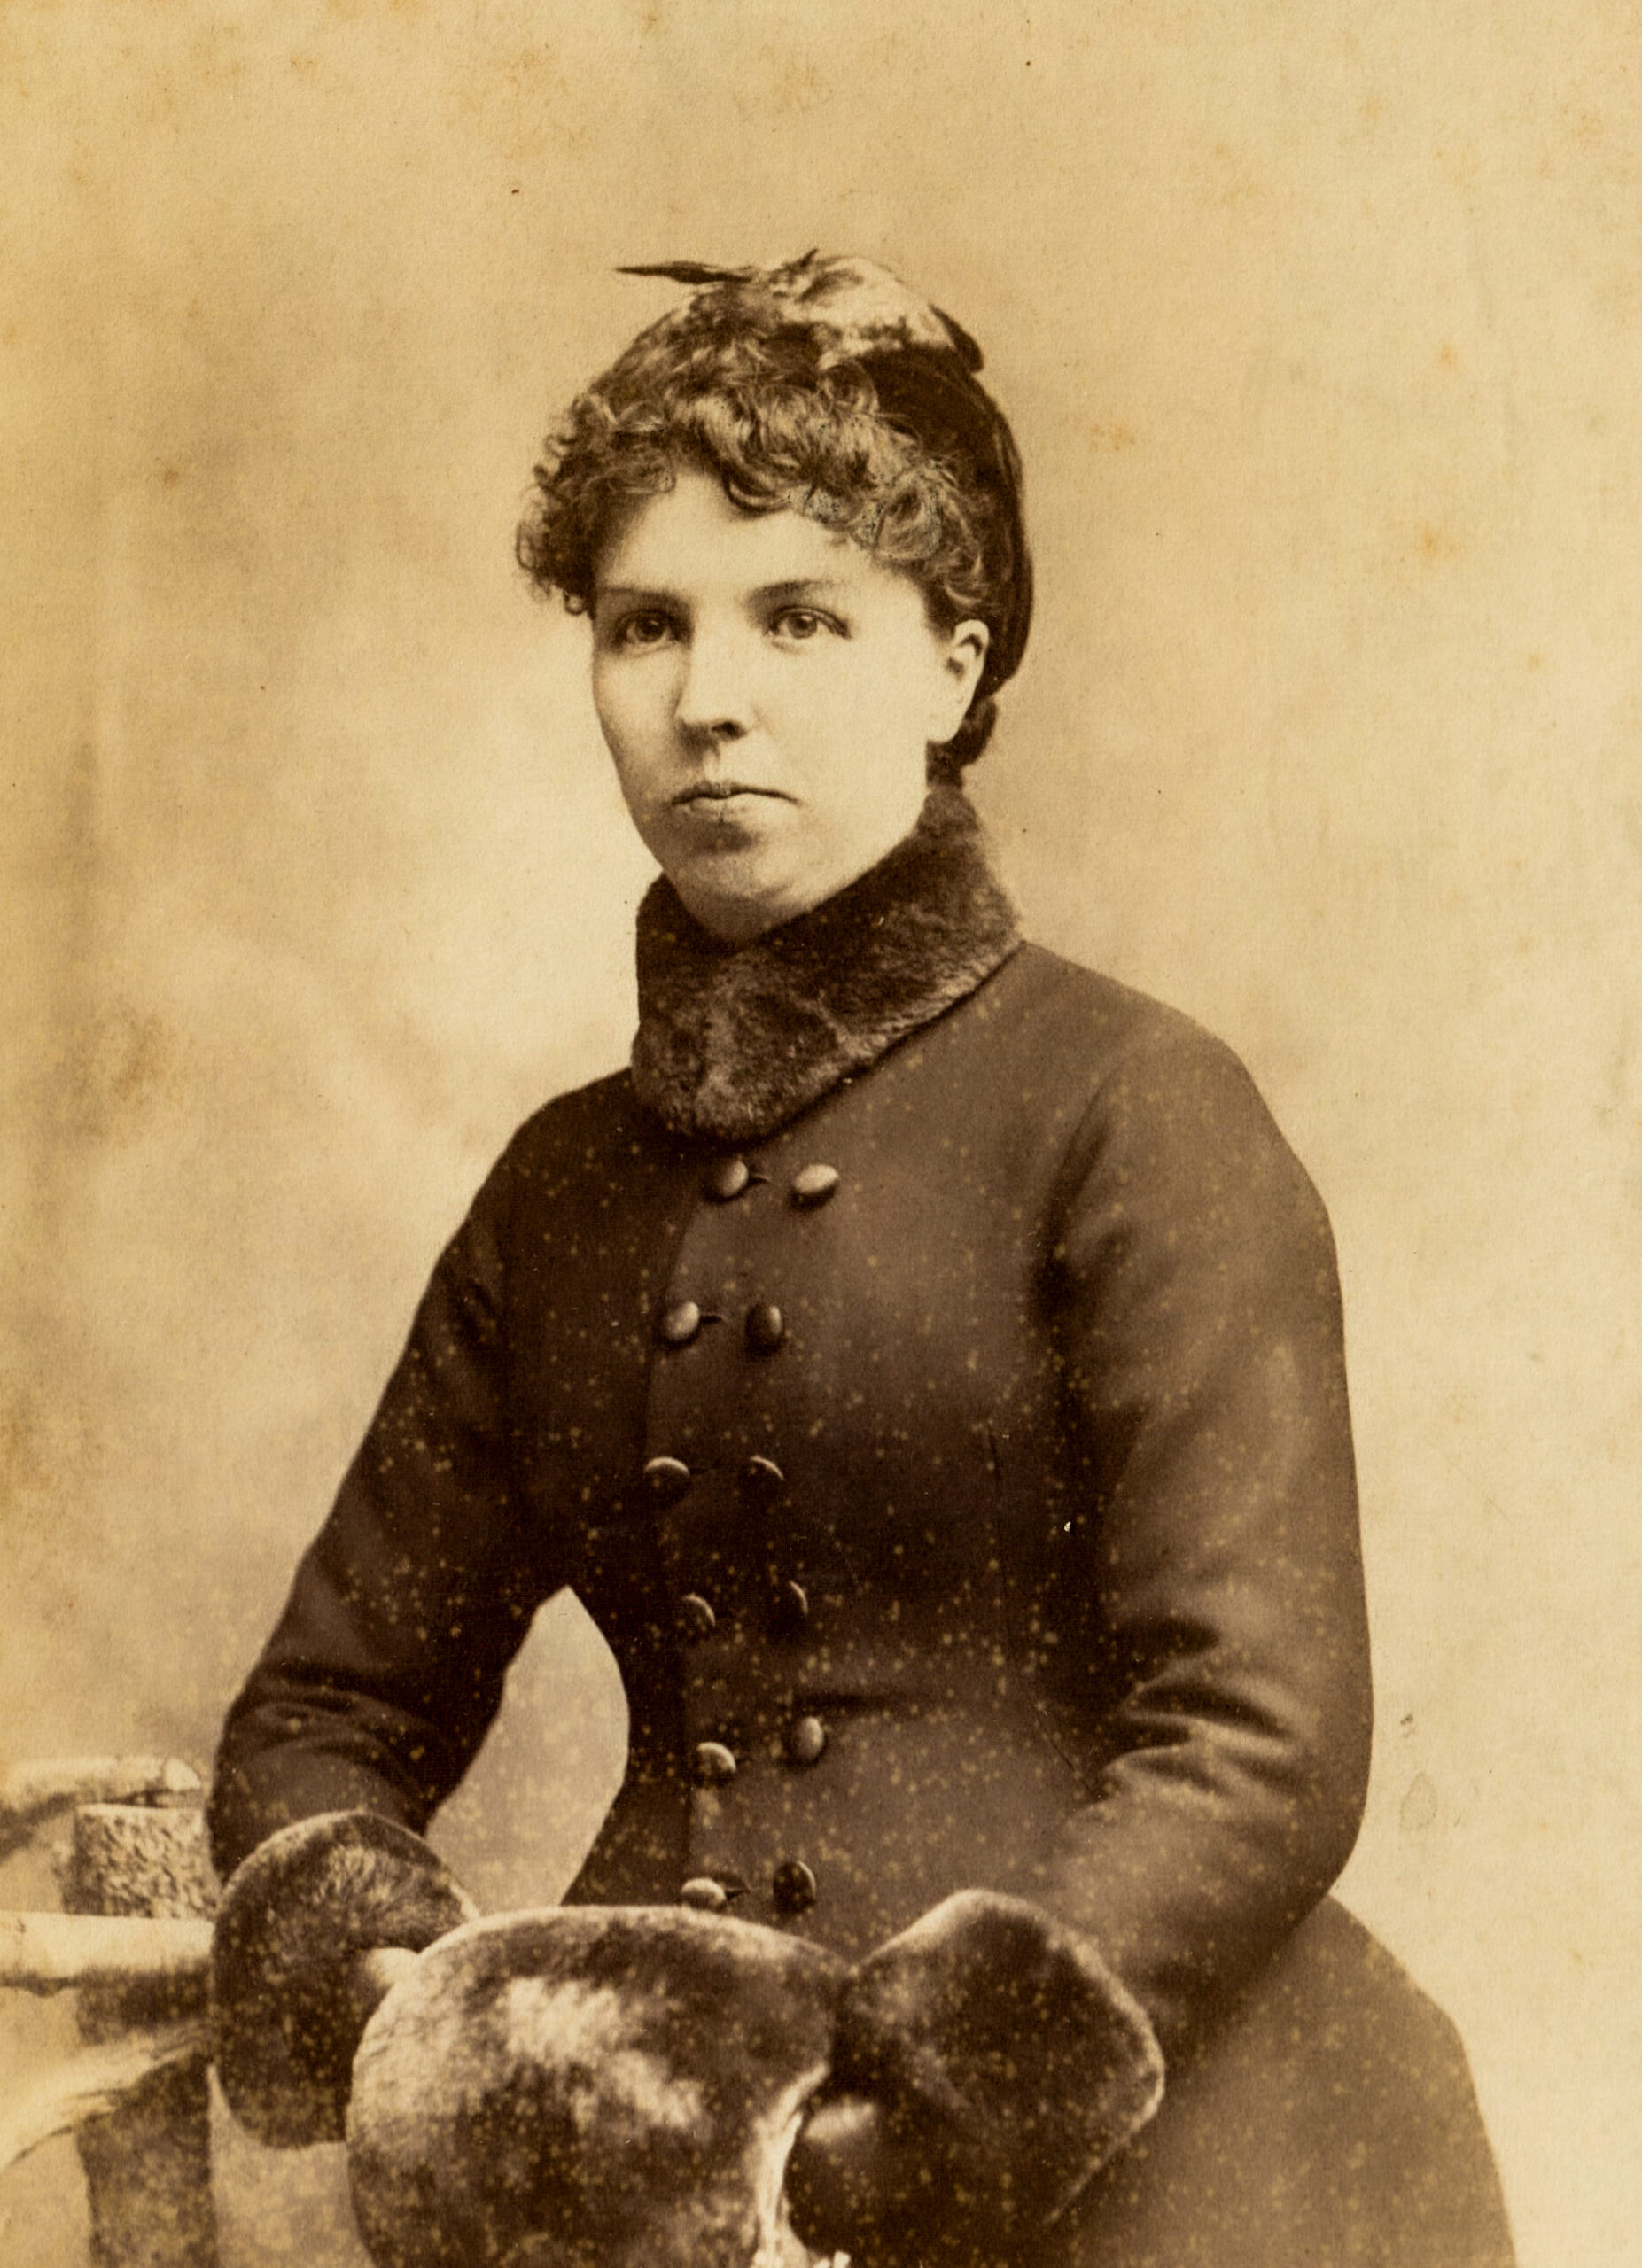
[786,1890,1164,2264]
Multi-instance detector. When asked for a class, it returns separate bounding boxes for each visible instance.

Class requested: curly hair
[516,272,1031,773]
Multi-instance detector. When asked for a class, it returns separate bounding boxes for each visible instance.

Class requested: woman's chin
[661,839,826,942]
[658,811,923,944]
[671,866,808,944]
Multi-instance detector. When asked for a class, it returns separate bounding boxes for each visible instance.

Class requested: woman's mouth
[666,782,795,844]
[672,781,786,806]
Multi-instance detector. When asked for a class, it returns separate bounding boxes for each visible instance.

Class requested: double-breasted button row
[698,1157,842,1209]
[649,1157,838,1937]
[675,1575,808,1643]
[645,1454,790,1510]
[652,1300,787,1353]
[679,1860,816,1916]
[650,1456,808,1641]
[659,1157,838,1351]
[646,1451,789,1520]
[684,1718,827,1782]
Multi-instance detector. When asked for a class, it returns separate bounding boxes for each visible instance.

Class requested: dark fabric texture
[209,794,1512,2264]
[1057,1899,1514,2268]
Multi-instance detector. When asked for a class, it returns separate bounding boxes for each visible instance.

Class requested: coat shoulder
[989,942,1338,1262]
[1000,941,1235,1077]
[507,1065,645,1152]
[990,944,1305,1154]
[484,1067,670,1194]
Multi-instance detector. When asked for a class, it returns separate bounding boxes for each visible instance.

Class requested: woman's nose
[673,628,755,740]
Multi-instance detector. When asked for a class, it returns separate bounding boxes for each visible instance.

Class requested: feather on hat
[613,252,1031,705]
[616,251,985,370]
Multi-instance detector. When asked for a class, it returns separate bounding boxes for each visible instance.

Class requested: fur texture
[629,784,1021,1144]
[346,1907,844,2268]
[787,1890,1164,2264]
[212,1810,478,2149]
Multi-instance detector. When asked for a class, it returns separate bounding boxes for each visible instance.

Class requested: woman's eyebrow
[757,579,851,603]
[595,578,853,609]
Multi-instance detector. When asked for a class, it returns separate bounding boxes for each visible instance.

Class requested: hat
[616,253,1032,708]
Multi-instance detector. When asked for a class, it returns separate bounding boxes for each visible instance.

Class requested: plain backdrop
[3,4,1638,2264]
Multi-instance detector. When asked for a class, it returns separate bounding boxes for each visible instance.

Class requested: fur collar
[629,784,1021,1143]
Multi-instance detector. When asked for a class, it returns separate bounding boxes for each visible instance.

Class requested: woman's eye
[771,607,837,642]
[611,610,676,649]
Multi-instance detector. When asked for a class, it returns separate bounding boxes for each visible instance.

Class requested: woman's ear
[930,619,991,744]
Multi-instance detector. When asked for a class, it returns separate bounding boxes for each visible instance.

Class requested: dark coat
[211,796,1512,2265]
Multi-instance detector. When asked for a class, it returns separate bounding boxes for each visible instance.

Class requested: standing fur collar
[630,784,1021,1143]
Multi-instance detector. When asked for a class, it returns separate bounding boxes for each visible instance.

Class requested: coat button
[681,1867,747,1910]
[745,1301,785,1354]
[772,1859,818,1915]
[657,1299,703,1348]
[791,1163,840,1208]
[643,1456,692,1503]
[786,1715,827,1767]
[740,1455,785,1508]
[771,1578,810,1635]
[703,1156,751,1202]
[692,1741,737,1787]
[677,1593,717,1642]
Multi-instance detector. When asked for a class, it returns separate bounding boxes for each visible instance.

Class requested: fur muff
[629,783,1020,1143]
[346,1906,845,2268]
[787,1890,1164,2264]
[212,1809,478,2148]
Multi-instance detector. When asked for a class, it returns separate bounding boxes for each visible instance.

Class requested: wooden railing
[1,1758,218,2267]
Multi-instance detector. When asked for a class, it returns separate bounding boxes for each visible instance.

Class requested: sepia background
[4,4,1638,2262]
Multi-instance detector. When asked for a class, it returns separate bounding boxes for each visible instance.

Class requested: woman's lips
[670,784,793,829]
[671,782,788,806]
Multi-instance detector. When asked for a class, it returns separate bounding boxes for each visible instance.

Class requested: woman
[208,255,1513,2265]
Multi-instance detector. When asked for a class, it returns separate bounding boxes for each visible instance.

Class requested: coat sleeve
[207,1137,564,1879]
[1035,1024,1373,2053]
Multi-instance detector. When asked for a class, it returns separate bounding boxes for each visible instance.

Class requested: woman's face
[590,470,988,944]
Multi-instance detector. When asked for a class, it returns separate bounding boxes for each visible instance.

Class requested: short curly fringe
[517,315,1019,771]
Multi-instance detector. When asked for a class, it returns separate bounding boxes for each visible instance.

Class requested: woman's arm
[790,1021,1373,2258]
[207,1138,563,1879]
[1039,1025,1373,2050]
